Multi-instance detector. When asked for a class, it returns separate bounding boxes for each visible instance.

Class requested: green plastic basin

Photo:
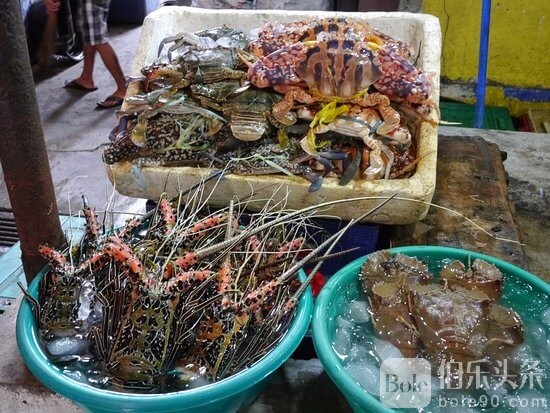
[312,246,550,413]
[16,269,313,413]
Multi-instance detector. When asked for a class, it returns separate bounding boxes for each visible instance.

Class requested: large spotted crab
[248,17,414,60]
[244,18,435,135]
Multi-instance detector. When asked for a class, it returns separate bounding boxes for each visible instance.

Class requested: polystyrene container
[106,6,441,224]
[311,246,550,413]
[16,268,313,413]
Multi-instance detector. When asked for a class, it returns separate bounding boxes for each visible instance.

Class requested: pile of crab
[24,180,393,392]
[103,18,437,191]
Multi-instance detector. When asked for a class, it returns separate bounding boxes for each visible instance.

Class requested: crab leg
[352,92,400,135]
[362,137,394,180]
[271,86,316,125]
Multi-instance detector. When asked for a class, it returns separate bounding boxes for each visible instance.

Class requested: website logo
[380,358,432,408]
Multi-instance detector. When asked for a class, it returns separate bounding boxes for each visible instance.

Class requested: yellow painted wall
[422,0,550,88]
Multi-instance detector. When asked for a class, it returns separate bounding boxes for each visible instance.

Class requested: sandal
[96,95,124,109]
[64,80,98,92]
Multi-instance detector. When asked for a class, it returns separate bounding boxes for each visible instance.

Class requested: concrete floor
[0,20,548,413]
[0,25,146,221]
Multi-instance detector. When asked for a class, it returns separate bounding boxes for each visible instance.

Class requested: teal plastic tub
[311,246,550,413]
[17,269,313,413]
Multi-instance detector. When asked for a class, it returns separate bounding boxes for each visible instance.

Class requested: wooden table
[389,134,528,269]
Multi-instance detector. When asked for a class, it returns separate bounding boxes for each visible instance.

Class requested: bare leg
[68,45,97,90]
[96,42,127,99]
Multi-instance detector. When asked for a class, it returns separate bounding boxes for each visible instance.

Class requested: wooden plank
[389,135,528,269]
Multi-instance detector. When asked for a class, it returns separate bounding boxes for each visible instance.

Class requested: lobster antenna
[196,193,397,260]
[140,169,227,222]
[280,195,391,294]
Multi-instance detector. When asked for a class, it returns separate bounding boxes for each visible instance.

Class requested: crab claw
[236,48,259,68]
[376,119,400,136]
[271,97,298,125]
[305,171,324,192]
[315,155,334,176]
[353,92,401,136]
[157,32,186,57]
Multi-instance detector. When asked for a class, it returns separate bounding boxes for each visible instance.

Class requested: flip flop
[64,80,98,92]
[96,95,124,109]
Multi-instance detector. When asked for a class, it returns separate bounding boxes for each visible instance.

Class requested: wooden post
[0,0,66,283]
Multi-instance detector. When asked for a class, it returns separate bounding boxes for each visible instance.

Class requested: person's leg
[95,42,126,100]
[66,0,97,90]
[92,0,126,105]
[68,44,97,89]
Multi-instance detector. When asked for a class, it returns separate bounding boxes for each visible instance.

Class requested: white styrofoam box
[107,6,441,224]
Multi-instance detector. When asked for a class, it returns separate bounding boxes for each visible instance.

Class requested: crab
[243,18,434,136]
[103,110,222,166]
[190,81,285,142]
[248,17,415,60]
[244,37,394,126]
[140,26,250,93]
[296,103,412,180]
[297,104,412,147]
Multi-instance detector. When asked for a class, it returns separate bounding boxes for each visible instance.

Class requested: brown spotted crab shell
[374,47,432,104]
[408,284,492,363]
[249,17,414,59]
[247,40,431,107]
[360,250,433,297]
[247,38,383,99]
[485,304,524,378]
[370,281,421,358]
[439,258,504,301]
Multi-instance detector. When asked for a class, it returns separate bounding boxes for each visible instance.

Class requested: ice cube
[46,336,89,356]
[344,359,380,396]
[372,337,403,363]
[332,328,351,358]
[525,320,547,352]
[349,325,369,343]
[482,375,509,401]
[62,369,87,383]
[336,316,353,331]
[187,374,212,389]
[346,300,371,324]
[538,338,550,362]
[513,344,534,365]
[77,279,95,321]
[348,344,368,361]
